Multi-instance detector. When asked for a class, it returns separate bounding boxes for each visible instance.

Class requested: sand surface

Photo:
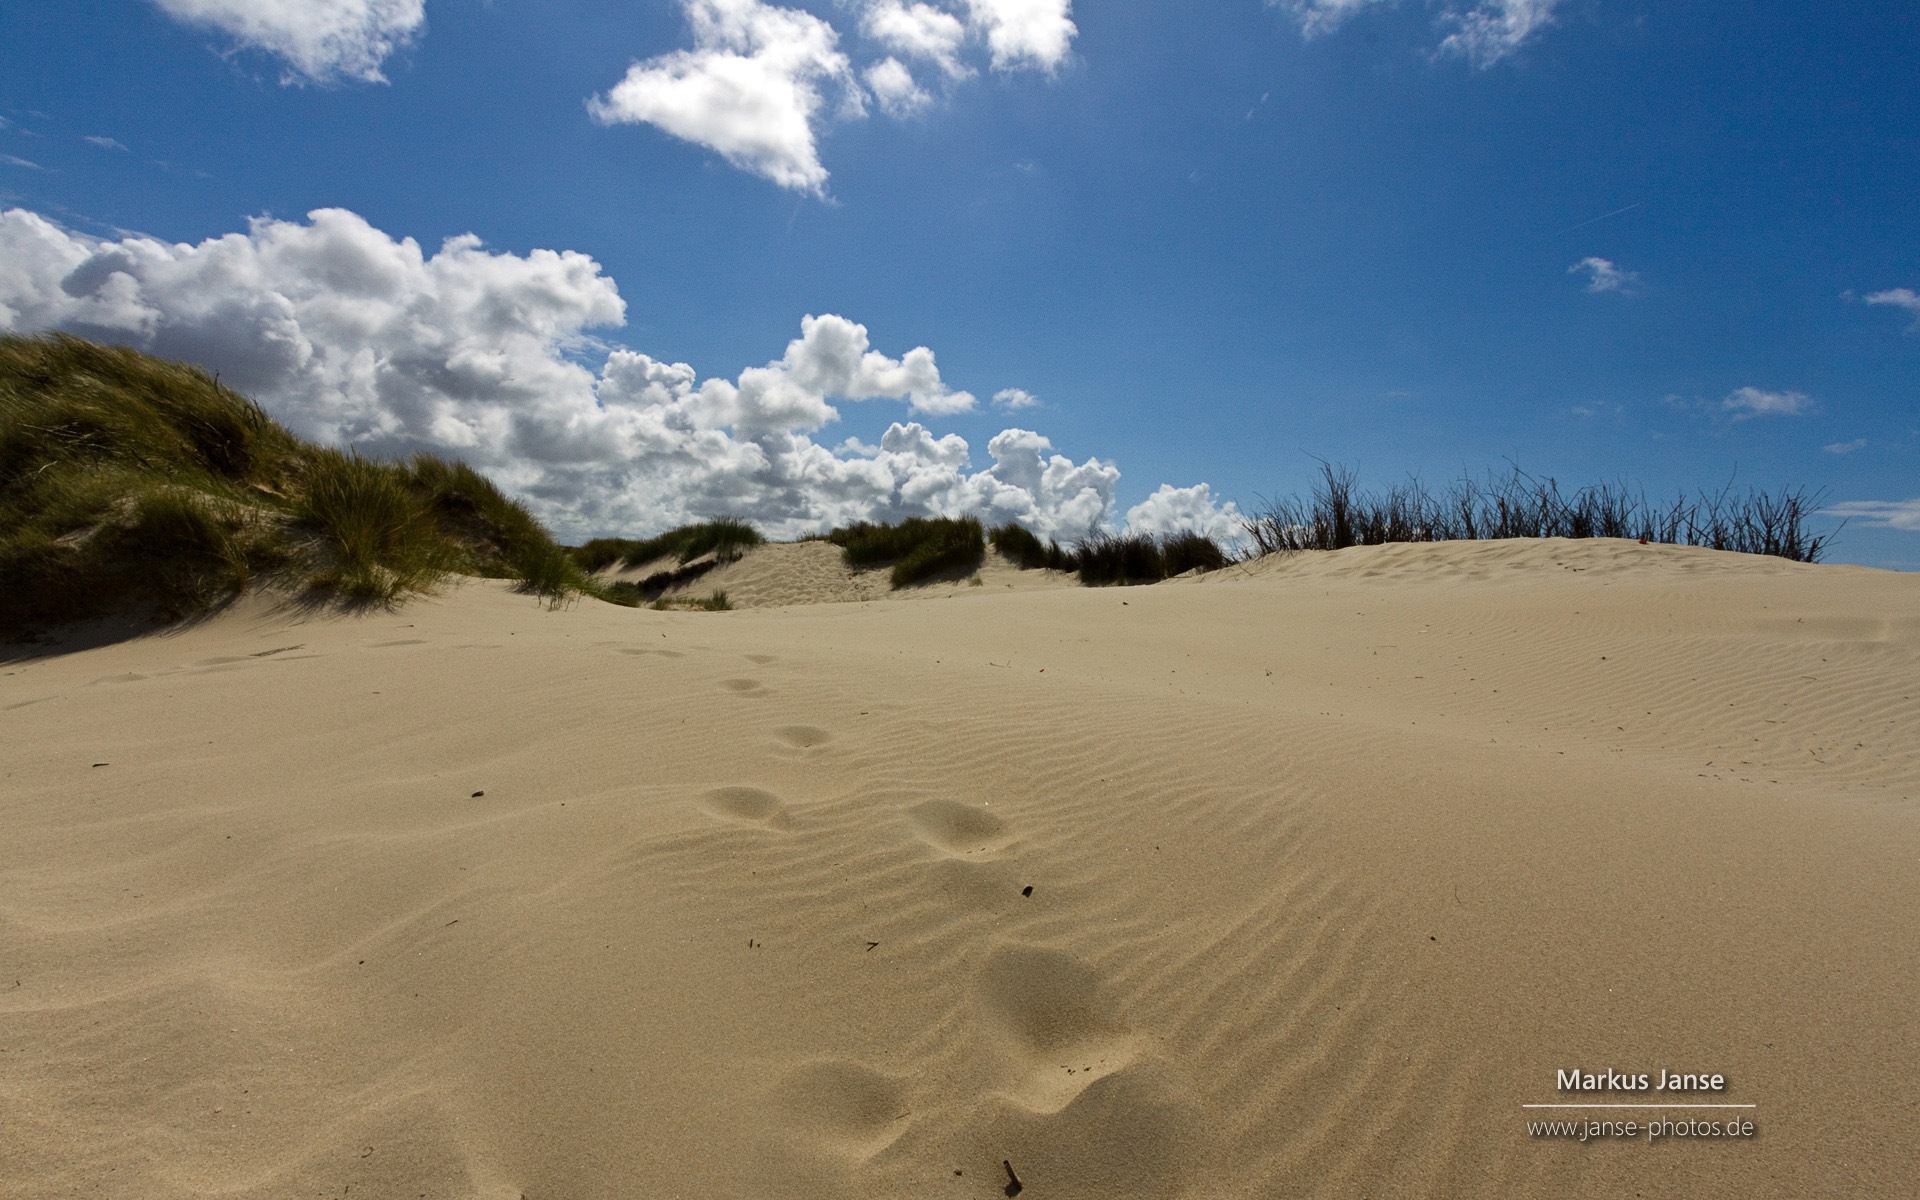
[3,537,1917,1198]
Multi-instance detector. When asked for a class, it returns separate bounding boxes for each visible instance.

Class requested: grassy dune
[0,334,596,637]
[828,516,988,587]
[1247,461,1836,561]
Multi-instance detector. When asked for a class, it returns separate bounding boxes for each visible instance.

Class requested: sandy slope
[2,538,1916,1199]
[602,540,1082,608]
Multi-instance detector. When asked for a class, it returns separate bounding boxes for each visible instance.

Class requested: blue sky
[2,0,1916,564]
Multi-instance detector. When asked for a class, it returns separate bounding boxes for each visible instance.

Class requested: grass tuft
[1075,530,1230,586]
[650,589,732,612]
[1159,530,1230,575]
[1244,462,1840,563]
[1074,533,1164,586]
[571,517,763,573]
[828,517,986,587]
[296,449,451,602]
[989,522,1077,571]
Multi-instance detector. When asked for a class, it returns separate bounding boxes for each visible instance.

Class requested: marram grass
[570,517,763,573]
[827,516,986,587]
[0,333,600,636]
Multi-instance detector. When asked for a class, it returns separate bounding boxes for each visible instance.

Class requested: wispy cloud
[1274,0,1389,38]
[1273,0,1560,66]
[1823,438,1867,455]
[1866,287,1920,330]
[1,154,45,171]
[1721,386,1811,418]
[1437,0,1560,67]
[84,136,129,152]
[1823,499,1920,531]
[1569,256,1638,294]
[993,387,1040,410]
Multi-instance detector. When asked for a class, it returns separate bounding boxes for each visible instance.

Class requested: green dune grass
[0,333,601,636]
[827,516,987,587]
[570,517,764,573]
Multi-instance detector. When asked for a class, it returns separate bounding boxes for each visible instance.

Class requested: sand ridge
[2,538,1917,1197]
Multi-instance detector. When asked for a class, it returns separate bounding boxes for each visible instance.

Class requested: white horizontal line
[1523,1104,1756,1110]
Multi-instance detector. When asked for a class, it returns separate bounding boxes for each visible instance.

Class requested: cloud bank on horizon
[0,206,1238,544]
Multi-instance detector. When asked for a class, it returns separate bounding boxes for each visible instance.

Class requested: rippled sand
[3,538,1915,1198]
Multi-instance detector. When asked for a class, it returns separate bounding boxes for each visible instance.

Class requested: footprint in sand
[907,799,1012,857]
[719,678,767,695]
[770,1060,910,1158]
[976,945,1135,1106]
[774,725,834,750]
[700,786,792,829]
[968,1061,1204,1200]
[962,945,1205,1199]
[744,653,779,665]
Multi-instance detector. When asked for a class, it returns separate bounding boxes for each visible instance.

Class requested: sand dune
[3,538,1916,1198]
[603,540,1082,608]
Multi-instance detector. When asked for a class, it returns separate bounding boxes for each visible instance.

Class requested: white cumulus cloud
[595,0,1078,190]
[992,387,1039,409]
[0,206,1235,543]
[862,1,972,79]
[148,0,426,84]
[1569,256,1638,294]
[1125,483,1246,544]
[1721,386,1811,418]
[963,0,1076,72]
[865,57,934,117]
[589,0,862,195]
[1274,0,1558,65]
